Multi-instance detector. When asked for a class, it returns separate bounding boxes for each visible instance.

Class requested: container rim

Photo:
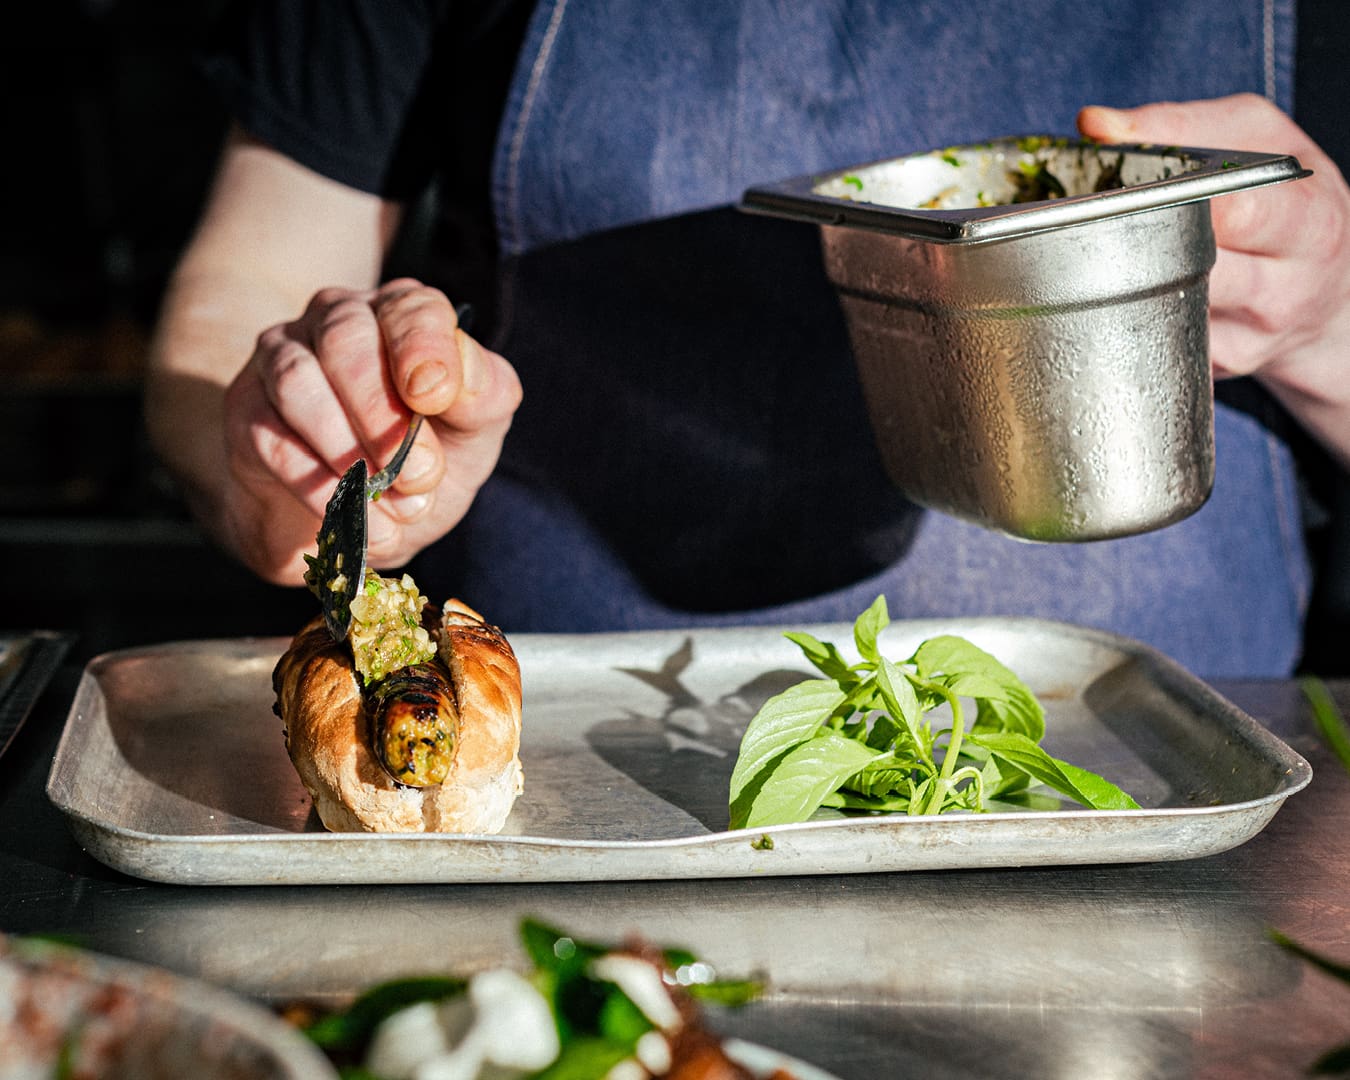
[739,136,1309,243]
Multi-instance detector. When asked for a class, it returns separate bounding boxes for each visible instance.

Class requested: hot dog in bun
[272,575,523,834]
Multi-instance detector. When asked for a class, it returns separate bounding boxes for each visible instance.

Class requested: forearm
[145,262,302,529]
[143,126,399,570]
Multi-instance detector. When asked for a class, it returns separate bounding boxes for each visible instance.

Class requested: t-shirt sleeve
[200,0,451,199]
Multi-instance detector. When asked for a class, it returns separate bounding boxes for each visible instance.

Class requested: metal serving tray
[47,618,1310,886]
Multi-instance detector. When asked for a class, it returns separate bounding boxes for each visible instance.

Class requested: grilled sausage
[370,661,458,788]
[272,599,523,834]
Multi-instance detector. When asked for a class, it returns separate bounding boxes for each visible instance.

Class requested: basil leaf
[913,636,1026,701]
[1269,929,1350,984]
[532,1036,634,1080]
[839,719,867,741]
[985,790,1064,812]
[597,989,653,1044]
[846,762,915,799]
[852,594,890,665]
[736,730,883,828]
[1050,757,1140,811]
[303,976,467,1053]
[960,741,1031,796]
[784,631,857,685]
[969,731,1139,810]
[728,680,846,814]
[684,979,763,1007]
[844,675,884,717]
[823,789,913,813]
[1302,676,1350,776]
[866,712,904,751]
[973,681,1046,741]
[520,919,604,976]
[875,658,926,759]
[907,777,933,815]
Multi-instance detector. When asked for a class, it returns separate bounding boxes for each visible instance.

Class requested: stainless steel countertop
[3,667,1348,1080]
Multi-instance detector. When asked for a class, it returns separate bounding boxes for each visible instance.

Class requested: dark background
[1,0,1347,672]
[1,0,319,662]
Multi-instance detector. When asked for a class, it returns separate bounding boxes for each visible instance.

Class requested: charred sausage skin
[369,661,458,787]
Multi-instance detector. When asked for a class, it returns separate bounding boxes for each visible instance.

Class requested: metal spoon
[305,304,472,641]
[366,415,424,499]
[306,455,372,642]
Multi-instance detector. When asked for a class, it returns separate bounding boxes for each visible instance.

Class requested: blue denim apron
[413,0,1309,678]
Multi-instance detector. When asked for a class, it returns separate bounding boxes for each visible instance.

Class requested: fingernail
[457,329,486,394]
[406,360,448,398]
[367,513,397,546]
[400,442,436,482]
[393,493,430,520]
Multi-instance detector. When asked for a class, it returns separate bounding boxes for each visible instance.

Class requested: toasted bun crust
[272,600,523,833]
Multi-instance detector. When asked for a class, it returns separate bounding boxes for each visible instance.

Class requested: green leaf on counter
[1269,929,1350,1075]
[1302,676,1350,776]
[1270,929,1350,985]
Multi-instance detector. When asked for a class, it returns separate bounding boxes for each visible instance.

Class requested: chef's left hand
[1079,94,1350,470]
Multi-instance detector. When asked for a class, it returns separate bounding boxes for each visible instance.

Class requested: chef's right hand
[221,278,522,585]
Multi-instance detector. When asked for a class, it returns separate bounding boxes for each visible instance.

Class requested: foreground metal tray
[47,618,1310,885]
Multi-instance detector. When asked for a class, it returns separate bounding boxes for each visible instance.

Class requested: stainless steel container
[742,138,1308,541]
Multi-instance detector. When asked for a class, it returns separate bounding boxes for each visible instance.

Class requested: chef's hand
[1079,94,1350,470]
[222,278,522,583]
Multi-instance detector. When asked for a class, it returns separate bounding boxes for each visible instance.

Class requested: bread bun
[272,599,523,833]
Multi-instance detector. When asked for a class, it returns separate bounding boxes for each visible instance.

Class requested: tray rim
[46,616,1314,885]
[1,629,74,762]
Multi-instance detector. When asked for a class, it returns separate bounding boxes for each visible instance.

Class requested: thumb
[1076,93,1303,155]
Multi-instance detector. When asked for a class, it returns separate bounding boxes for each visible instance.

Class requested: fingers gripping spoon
[304,305,471,642]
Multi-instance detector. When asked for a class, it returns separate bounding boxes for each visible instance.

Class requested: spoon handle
[364,303,474,498]
[366,414,423,497]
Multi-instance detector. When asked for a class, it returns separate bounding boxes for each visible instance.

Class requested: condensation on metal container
[741,138,1309,541]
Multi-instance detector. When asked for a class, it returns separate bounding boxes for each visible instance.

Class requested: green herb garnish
[841,174,863,191]
[727,596,1139,829]
[303,976,468,1055]
[299,920,764,1078]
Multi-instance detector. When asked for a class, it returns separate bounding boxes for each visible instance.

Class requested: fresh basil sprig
[728,596,1139,829]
